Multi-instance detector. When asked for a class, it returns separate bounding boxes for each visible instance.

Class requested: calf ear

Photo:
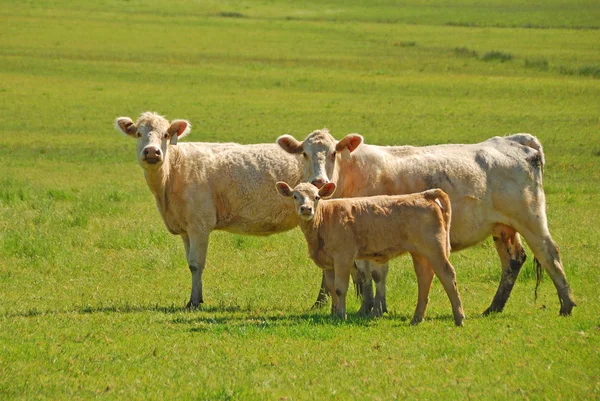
[336,134,363,153]
[115,117,137,138]
[277,135,303,154]
[318,182,336,198]
[275,182,293,197]
[167,119,192,144]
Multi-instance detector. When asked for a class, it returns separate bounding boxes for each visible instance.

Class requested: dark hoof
[482,305,503,316]
[186,300,201,309]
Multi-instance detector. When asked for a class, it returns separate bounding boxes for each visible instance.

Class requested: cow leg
[323,269,338,316]
[409,253,435,325]
[184,231,210,308]
[371,262,389,316]
[314,264,365,310]
[427,252,465,326]
[332,258,353,319]
[516,228,576,315]
[483,224,527,315]
[312,273,330,309]
[355,260,374,316]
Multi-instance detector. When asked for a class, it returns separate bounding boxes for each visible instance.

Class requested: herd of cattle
[115,112,576,326]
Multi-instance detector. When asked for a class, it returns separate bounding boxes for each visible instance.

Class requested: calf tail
[423,189,452,255]
[505,133,545,174]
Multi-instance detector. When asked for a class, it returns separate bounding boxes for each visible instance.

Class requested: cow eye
[136,132,141,138]
[164,134,168,139]
[302,152,308,159]
[293,195,298,200]
[315,196,320,201]
[331,151,337,160]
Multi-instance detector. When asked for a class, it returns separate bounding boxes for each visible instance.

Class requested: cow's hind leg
[410,253,435,325]
[516,228,575,315]
[483,224,527,315]
[427,252,465,326]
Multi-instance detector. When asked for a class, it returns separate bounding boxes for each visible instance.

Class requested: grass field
[1,0,599,399]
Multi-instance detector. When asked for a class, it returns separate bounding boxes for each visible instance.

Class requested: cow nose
[311,178,327,188]
[144,147,162,158]
[300,206,312,214]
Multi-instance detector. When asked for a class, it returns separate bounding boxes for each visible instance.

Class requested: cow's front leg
[183,230,210,308]
[332,258,353,319]
[323,269,338,316]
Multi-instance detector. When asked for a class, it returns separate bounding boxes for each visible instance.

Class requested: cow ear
[115,117,137,138]
[277,135,303,154]
[275,182,293,197]
[336,134,363,153]
[167,119,191,141]
[319,182,336,198]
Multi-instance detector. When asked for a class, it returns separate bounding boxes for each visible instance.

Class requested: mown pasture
[1,0,599,399]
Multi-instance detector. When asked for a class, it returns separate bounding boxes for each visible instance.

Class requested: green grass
[1,0,600,399]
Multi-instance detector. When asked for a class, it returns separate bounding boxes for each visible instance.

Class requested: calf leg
[332,258,354,319]
[427,252,465,326]
[313,265,364,310]
[355,260,374,316]
[323,269,338,316]
[184,231,210,308]
[410,253,435,325]
[372,262,389,316]
[483,224,527,315]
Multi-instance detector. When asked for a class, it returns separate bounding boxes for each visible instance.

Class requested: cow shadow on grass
[9,301,492,331]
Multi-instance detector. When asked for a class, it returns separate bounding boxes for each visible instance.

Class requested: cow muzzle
[311,178,328,189]
[143,146,163,165]
[299,206,314,220]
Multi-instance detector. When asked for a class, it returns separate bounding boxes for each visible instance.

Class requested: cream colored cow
[277,129,575,316]
[277,182,464,326]
[115,112,306,307]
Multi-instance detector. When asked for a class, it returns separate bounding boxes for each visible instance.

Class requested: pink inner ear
[177,123,188,137]
[347,136,361,152]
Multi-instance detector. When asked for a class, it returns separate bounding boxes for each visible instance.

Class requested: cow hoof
[409,317,423,326]
[482,306,502,316]
[186,301,200,310]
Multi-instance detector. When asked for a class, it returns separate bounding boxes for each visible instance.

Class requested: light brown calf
[276,182,465,326]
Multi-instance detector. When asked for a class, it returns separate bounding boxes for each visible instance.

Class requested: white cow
[277,129,576,316]
[115,112,308,307]
[277,182,465,326]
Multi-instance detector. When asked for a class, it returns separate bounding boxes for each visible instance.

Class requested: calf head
[276,182,336,221]
[277,129,362,188]
[115,112,191,168]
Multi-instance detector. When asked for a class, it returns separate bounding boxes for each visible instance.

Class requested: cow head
[277,129,362,188]
[115,112,191,168]
[276,182,336,221]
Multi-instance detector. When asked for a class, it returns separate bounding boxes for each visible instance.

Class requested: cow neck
[298,206,324,260]
[143,147,176,212]
[334,150,367,198]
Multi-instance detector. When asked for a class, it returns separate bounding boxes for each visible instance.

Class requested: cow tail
[424,189,452,256]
